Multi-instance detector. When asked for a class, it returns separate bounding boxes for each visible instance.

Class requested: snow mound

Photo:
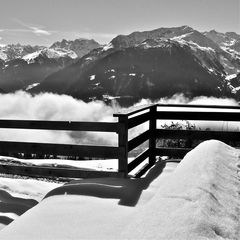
[0,140,239,240]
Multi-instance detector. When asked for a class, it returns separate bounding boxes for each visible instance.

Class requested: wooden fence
[114,103,240,177]
[0,103,240,178]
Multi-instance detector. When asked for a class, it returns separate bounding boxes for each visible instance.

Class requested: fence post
[149,105,157,165]
[117,115,128,177]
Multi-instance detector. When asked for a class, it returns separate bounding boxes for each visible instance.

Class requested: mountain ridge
[1,25,240,105]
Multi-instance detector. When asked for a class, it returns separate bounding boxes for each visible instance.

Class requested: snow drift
[0,140,239,239]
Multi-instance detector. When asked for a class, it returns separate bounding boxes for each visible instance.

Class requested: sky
[0,0,239,46]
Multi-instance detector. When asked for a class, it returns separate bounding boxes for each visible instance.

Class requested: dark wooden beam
[0,164,124,178]
[0,141,123,159]
[0,120,120,132]
[128,112,150,129]
[156,111,240,121]
[128,149,149,172]
[128,130,150,152]
[156,129,240,142]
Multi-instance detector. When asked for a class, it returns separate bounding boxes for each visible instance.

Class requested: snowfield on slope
[0,140,239,239]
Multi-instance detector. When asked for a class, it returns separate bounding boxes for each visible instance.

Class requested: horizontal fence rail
[156,111,240,121]
[0,141,123,159]
[0,120,121,132]
[156,129,240,142]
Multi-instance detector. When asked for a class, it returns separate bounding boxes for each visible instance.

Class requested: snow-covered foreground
[0,176,62,231]
[0,140,239,239]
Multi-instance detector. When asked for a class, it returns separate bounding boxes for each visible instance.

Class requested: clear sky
[0,0,239,46]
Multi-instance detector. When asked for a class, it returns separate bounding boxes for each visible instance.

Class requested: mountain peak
[50,38,100,58]
[180,25,193,31]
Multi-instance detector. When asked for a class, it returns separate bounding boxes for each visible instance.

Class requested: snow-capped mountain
[111,26,240,75]
[30,38,230,106]
[0,39,101,63]
[22,48,78,64]
[50,38,101,58]
[203,30,240,74]
[0,44,44,61]
[0,39,101,92]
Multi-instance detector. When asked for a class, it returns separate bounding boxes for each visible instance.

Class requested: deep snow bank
[0,177,62,230]
[0,140,239,240]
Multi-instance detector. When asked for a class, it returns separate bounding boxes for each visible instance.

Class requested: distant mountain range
[0,26,240,105]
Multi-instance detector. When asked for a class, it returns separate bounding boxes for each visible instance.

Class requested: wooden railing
[1,103,240,179]
[0,120,125,178]
[114,103,240,177]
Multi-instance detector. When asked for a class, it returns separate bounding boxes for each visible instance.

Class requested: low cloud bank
[0,92,239,147]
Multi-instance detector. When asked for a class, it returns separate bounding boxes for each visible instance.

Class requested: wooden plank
[128,130,150,152]
[156,129,240,142]
[128,112,151,129]
[0,141,123,159]
[155,147,192,158]
[156,111,240,121]
[0,164,124,178]
[157,103,240,110]
[149,106,157,165]
[0,120,120,132]
[117,116,128,176]
[128,149,149,172]
[113,105,152,117]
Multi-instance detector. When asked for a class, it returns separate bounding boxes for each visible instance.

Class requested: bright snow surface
[0,140,239,239]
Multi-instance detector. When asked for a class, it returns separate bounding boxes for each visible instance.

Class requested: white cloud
[29,27,51,36]
[11,18,52,37]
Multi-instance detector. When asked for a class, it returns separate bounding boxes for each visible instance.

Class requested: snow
[188,40,215,52]
[225,74,237,81]
[102,43,113,51]
[231,86,240,94]
[23,48,77,64]
[0,177,61,201]
[0,213,18,221]
[0,140,239,239]
[102,95,121,100]
[89,75,95,81]
[0,156,118,172]
[0,51,7,61]
[85,57,93,61]
[171,32,194,41]
[0,175,61,231]
[105,69,115,73]
[25,83,40,91]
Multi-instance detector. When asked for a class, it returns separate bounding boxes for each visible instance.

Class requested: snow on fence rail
[1,103,240,179]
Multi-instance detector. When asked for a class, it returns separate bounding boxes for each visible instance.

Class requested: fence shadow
[0,189,38,227]
[43,160,166,207]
